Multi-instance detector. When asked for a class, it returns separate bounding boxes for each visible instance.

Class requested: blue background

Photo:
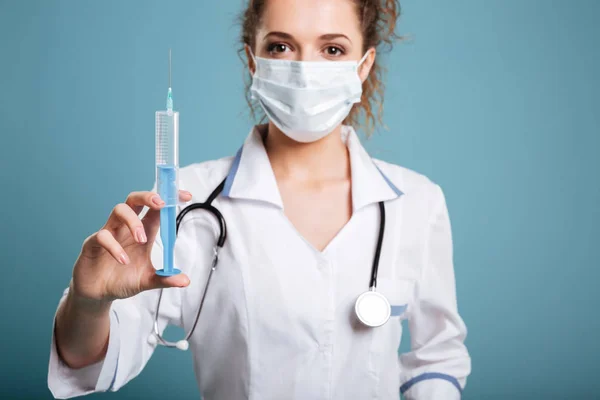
[1,0,598,398]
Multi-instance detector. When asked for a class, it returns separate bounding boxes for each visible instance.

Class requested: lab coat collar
[222,125,403,212]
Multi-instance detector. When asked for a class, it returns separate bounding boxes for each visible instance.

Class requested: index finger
[140,190,193,244]
[126,191,165,215]
[127,190,193,215]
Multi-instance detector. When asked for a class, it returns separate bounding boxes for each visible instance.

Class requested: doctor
[48,0,471,398]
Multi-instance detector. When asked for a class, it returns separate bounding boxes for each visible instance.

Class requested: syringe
[155,49,180,276]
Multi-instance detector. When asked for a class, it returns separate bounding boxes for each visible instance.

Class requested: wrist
[67,280,113,316]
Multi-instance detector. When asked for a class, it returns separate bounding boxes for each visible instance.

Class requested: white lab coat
[48,125,471,399]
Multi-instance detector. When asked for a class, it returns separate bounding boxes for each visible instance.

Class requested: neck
[264,123,350,183]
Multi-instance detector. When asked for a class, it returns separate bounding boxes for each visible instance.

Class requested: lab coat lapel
[221,125,403,211]
[222,125,284,208]
[344,126,403,212]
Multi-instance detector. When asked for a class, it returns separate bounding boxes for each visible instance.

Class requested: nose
[294,46,321,62]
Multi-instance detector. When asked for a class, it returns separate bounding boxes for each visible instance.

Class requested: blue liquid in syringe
[157,165,179,276]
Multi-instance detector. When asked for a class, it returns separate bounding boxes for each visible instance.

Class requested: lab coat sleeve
[47,202,199,399]
[399,185,471,399]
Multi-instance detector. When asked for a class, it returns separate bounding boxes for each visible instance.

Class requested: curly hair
[238,0,402,137]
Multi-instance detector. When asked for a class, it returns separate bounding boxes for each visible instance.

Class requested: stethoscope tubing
[370,201,385,289]
[150,177,387,348]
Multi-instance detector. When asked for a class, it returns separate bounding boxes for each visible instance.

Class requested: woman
[48,0,471,399]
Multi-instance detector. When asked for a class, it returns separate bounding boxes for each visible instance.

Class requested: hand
[71,190,193,304]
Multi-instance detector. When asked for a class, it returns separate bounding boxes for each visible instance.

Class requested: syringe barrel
[155,110,179,207]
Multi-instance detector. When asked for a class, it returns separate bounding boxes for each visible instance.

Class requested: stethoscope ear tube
[147,332,190,351]
[175,178,228,247]
[176,202,227,247]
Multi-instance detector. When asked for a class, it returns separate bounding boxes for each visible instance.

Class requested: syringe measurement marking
[156,116,172,164]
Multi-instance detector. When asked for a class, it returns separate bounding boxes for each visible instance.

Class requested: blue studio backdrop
[1,0,599,399]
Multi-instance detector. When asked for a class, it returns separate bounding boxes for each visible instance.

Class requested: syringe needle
[167,49,173,111]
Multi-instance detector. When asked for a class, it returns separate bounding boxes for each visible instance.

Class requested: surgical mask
[249,52,369,143]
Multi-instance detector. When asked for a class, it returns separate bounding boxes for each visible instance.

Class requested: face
[247,0,375,82]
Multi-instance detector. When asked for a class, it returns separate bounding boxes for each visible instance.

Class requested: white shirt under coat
[48,125,471,399]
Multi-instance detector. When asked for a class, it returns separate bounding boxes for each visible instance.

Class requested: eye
[267,43,291,55]
[324,46,345,57]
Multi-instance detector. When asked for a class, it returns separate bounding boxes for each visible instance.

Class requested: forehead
[259,0,361,37]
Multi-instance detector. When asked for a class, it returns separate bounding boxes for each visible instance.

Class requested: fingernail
[182,190,191,197]
[152,195,165,206]
[136,227,147,243]
[119,252,130,265]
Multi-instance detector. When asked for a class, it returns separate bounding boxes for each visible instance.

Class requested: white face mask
[249,52,369,143]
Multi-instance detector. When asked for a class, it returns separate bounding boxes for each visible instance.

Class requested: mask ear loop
[356,51,372,80]
[358,51,371,68]
[247,47,258,77]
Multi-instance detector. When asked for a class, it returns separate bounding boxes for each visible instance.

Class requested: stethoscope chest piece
[354,289,391,328]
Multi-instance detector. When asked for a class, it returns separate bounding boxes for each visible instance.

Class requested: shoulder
[178,156,235,201]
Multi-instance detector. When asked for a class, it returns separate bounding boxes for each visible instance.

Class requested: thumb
[140,268,190,292]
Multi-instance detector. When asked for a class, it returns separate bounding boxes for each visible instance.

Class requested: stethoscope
[147,177,390,351]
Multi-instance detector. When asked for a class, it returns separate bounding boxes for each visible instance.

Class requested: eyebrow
[319,33,351,42]
[263,31,294,41]
[262,31,352,43]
